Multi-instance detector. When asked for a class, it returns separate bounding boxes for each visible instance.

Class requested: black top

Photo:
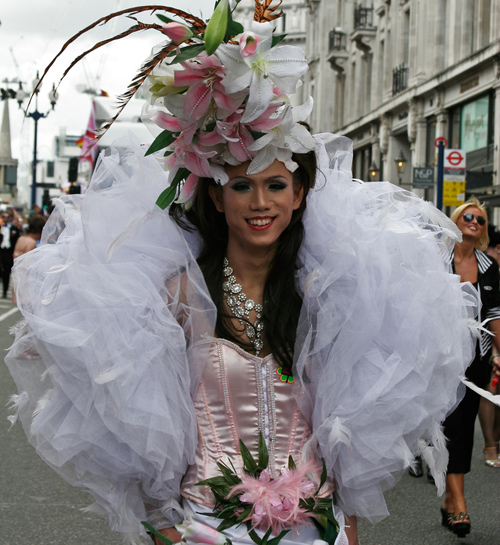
[452,248,500,356]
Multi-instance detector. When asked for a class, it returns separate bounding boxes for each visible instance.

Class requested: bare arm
[489,321,500,376]
[345,514,359,545]
[154,527,182,545]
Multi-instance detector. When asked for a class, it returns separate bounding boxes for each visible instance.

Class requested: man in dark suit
[0,208,20,298]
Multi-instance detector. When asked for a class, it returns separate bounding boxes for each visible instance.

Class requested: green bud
[204,0,229,55]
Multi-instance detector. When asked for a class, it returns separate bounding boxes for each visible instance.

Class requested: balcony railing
[392,64,409,95]
[354,5,374,29]
[329,29,347,52]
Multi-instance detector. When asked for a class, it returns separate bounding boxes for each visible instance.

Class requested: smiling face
[209,160,304,255]
[457,206,486,241]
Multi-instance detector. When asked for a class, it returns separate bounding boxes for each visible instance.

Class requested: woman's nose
[250,187,270,210]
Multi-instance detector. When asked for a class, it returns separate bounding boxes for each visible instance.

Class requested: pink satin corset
[180,338,320,507]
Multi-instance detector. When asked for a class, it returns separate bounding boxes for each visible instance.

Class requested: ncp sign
[413,167,434,189]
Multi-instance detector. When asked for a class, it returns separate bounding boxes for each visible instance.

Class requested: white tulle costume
[6,133,477,544]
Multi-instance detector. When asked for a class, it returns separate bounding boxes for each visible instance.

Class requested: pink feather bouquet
[197,433,339,545]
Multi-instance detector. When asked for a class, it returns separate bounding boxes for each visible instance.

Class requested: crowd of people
[4,2,500,545]
[0,204,46,301]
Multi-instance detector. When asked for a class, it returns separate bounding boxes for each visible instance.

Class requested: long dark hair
[169,151,317,366]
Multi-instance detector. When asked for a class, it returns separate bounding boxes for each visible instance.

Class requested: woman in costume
[440,199,500,537]
[6,2,479,544]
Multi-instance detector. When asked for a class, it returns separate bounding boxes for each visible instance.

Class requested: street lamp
[368,161,379,181]
[394,149,407,184]
[18,73,59,208]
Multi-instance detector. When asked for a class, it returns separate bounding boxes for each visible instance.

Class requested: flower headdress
[33,0,315,208]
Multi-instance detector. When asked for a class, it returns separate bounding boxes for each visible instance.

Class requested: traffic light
[68,157,79,182]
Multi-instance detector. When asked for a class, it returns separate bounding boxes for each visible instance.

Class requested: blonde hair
[450,197,489,251]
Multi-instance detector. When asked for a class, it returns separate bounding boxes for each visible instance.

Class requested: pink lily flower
[176,517,229,545]
[152,111,181,133]
[215,112,256,163]
[174,53,241,122]
[184,145,218,178]
[161,22,194,44]
[240,31,261,57]
[176,173,200,208]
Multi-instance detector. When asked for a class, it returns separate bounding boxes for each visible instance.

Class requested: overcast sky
[0,0,212,198]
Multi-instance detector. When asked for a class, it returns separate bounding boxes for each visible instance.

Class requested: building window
[329,29,347,52]
[46,161,55,178]
[354,4,374,29]
[6,166,17,186]
[392,64,409,95]
[449,93,495,192]
[461,95,489,152]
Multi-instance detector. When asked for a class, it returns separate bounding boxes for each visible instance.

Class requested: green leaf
[170,43,206,65]
[215,461,242,485]
[324,519,339,545]
[156,185,178,210]
[236,506,252,522]
[260,527,274,545]
[204,0,229,55]
[316,458,327,494]
[312,516,327,538]
[271,34,287,47]
[257,432,269,470]
[197,476,230,487]
[155,167,189,210]
[145,130,177,156]
[216,516,241,533]
[225,19,244,41]
[248,528,262,545]
[287,455,296,470]
[156,14,178,24]
[267,530,290,545]
[141,522,175,545]
[239,438,258,474]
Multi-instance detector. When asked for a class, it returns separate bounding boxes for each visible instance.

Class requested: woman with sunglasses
[441,198,500,537]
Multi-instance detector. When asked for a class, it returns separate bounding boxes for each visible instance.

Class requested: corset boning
[180,338,329,507]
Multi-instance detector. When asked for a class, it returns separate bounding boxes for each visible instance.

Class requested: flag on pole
[79,100,99,169]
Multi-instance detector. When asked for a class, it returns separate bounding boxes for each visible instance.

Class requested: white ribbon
[462,378,500,407]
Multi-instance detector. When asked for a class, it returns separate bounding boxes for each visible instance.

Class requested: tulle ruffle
[294,133,477,522]
[6,139,216,543]
[5,133,477,542]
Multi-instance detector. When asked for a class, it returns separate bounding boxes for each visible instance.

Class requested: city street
[0,298,498,545]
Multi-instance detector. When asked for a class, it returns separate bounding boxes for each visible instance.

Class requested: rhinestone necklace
[222,257,264,356]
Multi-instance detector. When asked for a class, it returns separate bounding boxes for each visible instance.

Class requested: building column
[436,108,448,140]
[379,114,391,182]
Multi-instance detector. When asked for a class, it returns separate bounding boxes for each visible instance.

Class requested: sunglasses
[462,213,486,226]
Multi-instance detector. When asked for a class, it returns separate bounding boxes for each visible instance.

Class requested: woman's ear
[208,184,224,213]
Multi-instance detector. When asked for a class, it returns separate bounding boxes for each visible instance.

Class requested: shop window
[461,95,489,152]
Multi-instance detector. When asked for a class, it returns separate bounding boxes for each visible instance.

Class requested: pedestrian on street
[0,208,20,299]
[440,198,500,537]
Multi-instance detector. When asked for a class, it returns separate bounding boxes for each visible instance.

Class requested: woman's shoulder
[474,249,497,274]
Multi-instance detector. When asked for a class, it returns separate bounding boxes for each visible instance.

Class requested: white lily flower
[144,60,186,106]
[216,22,309,123]
[247,97,315,174]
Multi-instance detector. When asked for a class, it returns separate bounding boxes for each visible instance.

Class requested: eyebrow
[228,175,289,183]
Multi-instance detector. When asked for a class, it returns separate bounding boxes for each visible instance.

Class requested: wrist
[489,353,500,365]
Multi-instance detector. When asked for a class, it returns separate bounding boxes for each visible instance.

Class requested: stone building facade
[304,0,500,209]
